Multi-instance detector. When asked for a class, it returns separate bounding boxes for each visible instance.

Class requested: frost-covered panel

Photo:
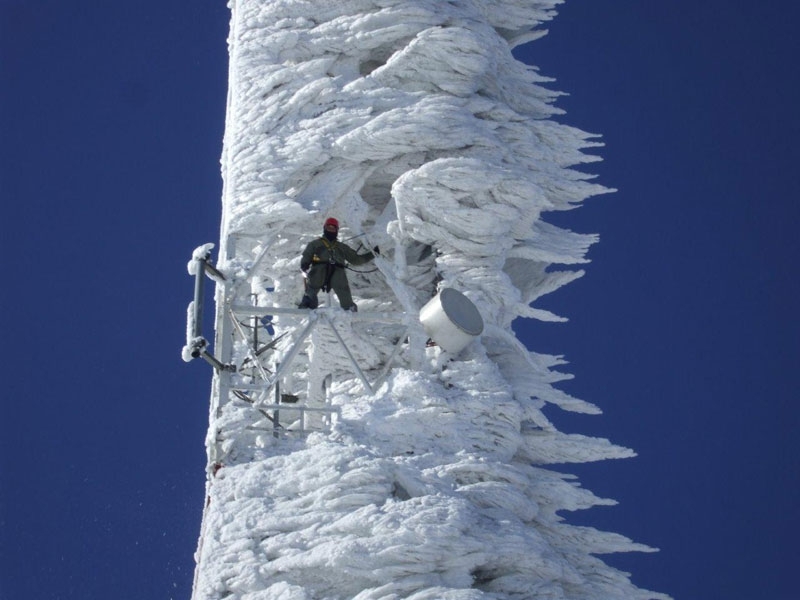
[192,1,668,599]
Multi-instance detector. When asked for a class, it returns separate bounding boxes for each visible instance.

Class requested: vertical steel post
[193,258,205,340]
[273,362,280,438]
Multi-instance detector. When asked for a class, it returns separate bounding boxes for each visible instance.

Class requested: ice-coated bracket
[182,243,235,372]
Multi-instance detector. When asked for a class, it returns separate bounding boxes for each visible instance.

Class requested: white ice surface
[191,1,668,599]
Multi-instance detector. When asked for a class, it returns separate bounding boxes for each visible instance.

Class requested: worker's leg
[330,269,356,311]
[298,288,319,308]
[298,268,323,308]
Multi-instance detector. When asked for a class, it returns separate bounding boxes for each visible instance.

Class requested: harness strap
[318,238,342,292]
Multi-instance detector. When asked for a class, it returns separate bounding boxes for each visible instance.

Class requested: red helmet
[324,217,339,230]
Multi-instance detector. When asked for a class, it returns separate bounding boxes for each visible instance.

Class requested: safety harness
[314,237,344,293]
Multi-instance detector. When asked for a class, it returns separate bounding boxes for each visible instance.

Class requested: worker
[297,217,378,312]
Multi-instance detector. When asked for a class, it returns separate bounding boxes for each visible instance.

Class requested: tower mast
[188,2,668,598]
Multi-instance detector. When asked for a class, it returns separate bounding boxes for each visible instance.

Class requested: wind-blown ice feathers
[192,1,669,599]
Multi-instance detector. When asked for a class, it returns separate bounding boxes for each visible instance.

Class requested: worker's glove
[300,261,310,273]
[372,245,380,255]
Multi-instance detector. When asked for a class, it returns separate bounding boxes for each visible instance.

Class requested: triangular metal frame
[185,238,415,450]
[227,304,410,397]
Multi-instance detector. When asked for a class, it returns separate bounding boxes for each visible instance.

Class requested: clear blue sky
[1,2,797,599]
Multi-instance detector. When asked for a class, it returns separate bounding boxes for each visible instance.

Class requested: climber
[297,217,379,312]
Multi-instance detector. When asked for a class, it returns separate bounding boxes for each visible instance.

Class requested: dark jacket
[301,237,374,271]
[301,237,374,291]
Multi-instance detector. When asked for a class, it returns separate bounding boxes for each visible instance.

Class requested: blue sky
[1,1,798,599]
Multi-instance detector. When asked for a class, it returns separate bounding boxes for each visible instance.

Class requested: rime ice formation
[191,1,668,599]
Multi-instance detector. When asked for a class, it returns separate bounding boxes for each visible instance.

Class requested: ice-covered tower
[187,1,668,598]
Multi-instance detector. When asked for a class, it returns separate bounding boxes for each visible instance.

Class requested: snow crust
[192,1,668,599]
